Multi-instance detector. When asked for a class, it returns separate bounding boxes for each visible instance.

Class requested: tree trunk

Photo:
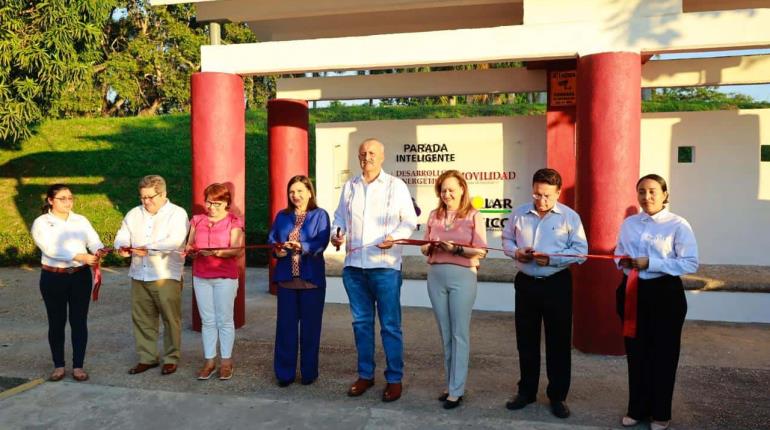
[138,98,162,116]
[105,98,126,116]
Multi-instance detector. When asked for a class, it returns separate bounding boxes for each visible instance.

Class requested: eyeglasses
[532,193,557,201]
[205,201,224,208]
[139,192,160,201]
[54,197,74,202]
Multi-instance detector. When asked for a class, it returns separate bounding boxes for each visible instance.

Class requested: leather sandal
[197,361,216,380]
[219,361,234,380]
[72,368,89,382]
[49,368,65,382]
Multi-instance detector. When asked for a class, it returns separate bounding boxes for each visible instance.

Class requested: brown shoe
[161,363,177,375]
[219,361,234,380]
[197,361,216,380]
[382,382,403,402]
[128,362,159,375]
[72,368,89,382]
[347,377,374,397]
[49,368,65,382]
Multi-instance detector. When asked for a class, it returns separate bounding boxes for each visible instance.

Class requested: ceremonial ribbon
[91,247,113,302]
[622,269,639,338]
[100,240,642,338]
[116,244,279,254]
[388,240,640,338]
[89,244,282,302]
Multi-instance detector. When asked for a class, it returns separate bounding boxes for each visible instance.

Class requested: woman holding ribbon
[268,175,330,386]
[31,184,106,382]
[420,170,487,409]
[615,174,698,430]
[185,183,244,380]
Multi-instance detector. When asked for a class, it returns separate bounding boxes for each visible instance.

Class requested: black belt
[517,268,568,281]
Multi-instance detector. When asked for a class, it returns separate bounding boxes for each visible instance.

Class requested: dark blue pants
[39,268,92,368]
[274,286,325,382]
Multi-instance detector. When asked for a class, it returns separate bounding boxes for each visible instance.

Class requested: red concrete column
[546,66,577,206]
[574,52,641,355]
[191,72,246,330]
[267,99,309,295]
[546,110,576,206]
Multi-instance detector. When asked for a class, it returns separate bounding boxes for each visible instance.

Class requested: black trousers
[514,269,572,401]
[616,275,687,422]
[39,268,92,368]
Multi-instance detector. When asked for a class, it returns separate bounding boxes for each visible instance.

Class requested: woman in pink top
[185,183,244,381]
[420,170,487,409]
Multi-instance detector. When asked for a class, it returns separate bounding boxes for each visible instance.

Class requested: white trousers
[193,277,237,359]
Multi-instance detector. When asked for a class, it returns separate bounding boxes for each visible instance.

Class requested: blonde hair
[434,170,473,220]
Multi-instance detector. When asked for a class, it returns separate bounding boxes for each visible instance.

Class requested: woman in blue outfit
[268,175,331,386]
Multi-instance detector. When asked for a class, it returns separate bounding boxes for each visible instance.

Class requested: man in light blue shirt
[501,168,587,419]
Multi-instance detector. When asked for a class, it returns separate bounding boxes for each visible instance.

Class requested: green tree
[0,0,116,147]
[100,4,274,116]
[100,2,205,116]
[220,22,276,109]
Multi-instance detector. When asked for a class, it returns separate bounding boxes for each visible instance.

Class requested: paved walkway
[0,267,768,430]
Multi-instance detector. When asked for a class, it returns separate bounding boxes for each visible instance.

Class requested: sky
[657,49,770,101]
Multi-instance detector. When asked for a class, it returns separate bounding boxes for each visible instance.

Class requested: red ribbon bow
[91,247,113,301]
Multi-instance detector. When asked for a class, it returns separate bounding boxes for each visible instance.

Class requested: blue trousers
[342,267,403,383]
[274,286,325,382]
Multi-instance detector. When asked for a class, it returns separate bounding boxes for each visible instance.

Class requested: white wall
[316,109,770,265]
[315,116,546,256]
[641,109,770,265]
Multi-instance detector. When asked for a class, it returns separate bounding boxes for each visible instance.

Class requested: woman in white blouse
[615,174,698,430]
[31,184,105,382]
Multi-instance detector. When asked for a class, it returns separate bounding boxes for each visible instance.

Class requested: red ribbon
[110,240,643,337]
[546,253,640,337]
[622,269,639,338]
[390,241,640,338]
[91,247,113,302]
[92,263,102,301]
[89,244,283,301]
[117,244,278,255]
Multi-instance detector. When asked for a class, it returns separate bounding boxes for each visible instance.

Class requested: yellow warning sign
[549,70,576,107]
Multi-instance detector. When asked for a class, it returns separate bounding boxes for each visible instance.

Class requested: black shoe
[277,379,293,387]
[505,394,535,410]
[437,392,449,402]
[550,400,570,418]
[443,396,463,409]
[301,378,316,385]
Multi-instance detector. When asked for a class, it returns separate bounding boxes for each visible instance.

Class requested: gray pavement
[0,267,769,430]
